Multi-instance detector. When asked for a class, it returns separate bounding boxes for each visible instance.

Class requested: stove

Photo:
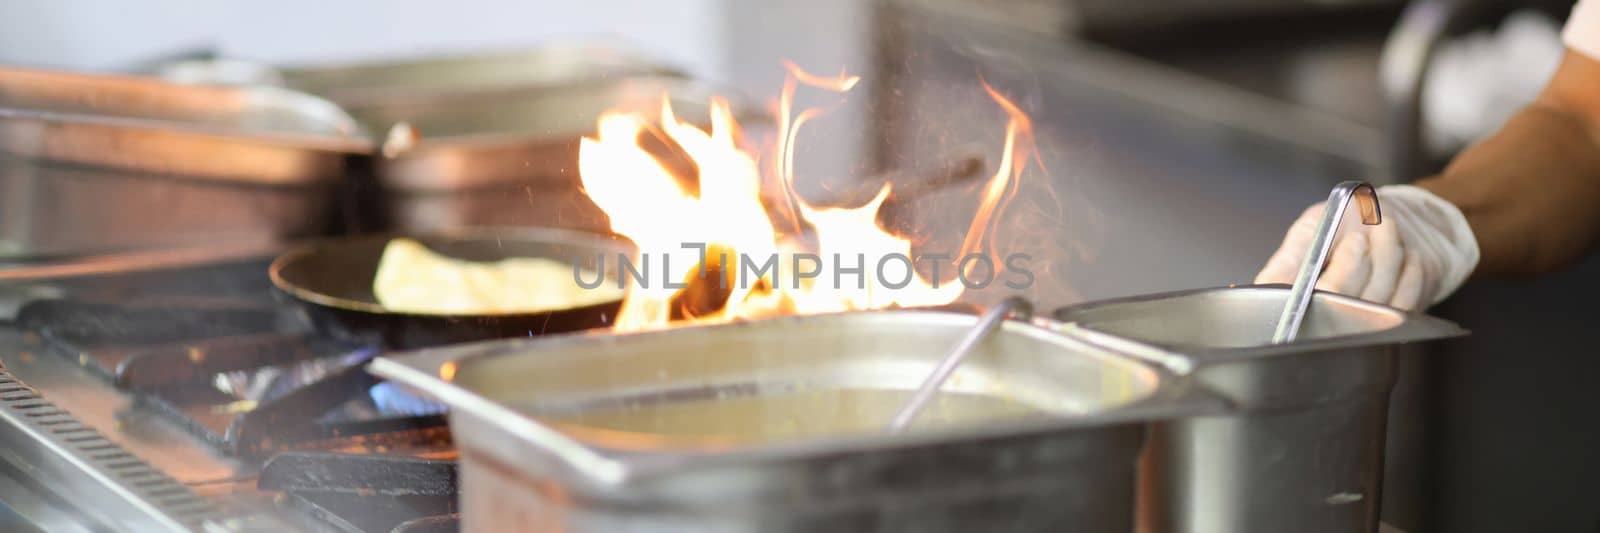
[0,248,461,532]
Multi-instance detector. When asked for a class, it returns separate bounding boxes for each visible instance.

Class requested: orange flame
[959,81,1036,269]
[578,63,1037,332]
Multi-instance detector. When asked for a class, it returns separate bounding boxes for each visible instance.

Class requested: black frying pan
[269,154,989,350]
[269,228,631,350]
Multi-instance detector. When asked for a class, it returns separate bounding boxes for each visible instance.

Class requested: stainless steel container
[282,42,684,109]
[1052,285,1466,533]
[148,42,684,110]
[367,76,757,234]
[0,66,371,257]
[143,45,693,235]
[371,310,1223,533]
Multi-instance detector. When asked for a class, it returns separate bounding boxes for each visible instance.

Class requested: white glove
[1254,185,1480,310]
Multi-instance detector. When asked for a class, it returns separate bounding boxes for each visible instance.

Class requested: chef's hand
[1255,185,1480,310]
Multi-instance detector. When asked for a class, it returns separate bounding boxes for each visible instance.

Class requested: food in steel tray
[373,238,622,314]
[539,389,1044,444]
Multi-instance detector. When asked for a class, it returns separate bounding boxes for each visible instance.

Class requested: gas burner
[27,298,450,459]
[258,452,459,533]
[3,253,459,531]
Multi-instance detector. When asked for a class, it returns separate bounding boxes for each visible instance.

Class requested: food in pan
[372,238,621,314]
[539,388,1043,444]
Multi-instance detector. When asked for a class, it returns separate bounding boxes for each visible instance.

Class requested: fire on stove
[0,50,1050,533]
[577,62,1040,331]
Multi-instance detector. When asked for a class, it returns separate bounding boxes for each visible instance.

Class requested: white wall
[0,0,726,80]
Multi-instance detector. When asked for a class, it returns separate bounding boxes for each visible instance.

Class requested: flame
[578,64,1037,332]
[959,81,1035,268]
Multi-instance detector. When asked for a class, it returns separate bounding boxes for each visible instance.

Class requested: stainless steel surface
[154,59,284,88]
[0,460,94,533]
[372,76,753,233]
[148,43,683,109]
[0,285,60,322]
[1273,181,1381,343]
[0,333,309,533]
[0,159,333,258]
[0,374,212,532]
[373,75,737,189]
[895,0,1387,172]
[0,66,369,181]
[1379,0,1528,180]
[1381,0,1450,181]
[875,1,1386,314]
[0,66,372,258]
[281,42,683,109]
[0,339,218,532]
[889,297,1033,432]
[372,310,1222,532]
[1053,285,1466,533]
[0,241,283,282]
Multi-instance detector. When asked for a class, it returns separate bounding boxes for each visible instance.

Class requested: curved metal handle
[1381,0,1505,181]
[1381,0,1454,181]
[1272,181,1381,344]
[888,296,1033,432]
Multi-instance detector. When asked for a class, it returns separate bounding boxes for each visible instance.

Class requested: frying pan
[269,227,631,350]
[270,154,989,350]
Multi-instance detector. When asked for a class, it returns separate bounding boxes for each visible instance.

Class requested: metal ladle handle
[888,297,1034,433]
[1271,181,1382,344]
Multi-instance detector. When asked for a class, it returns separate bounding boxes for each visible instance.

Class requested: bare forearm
[1415,52,1600,277]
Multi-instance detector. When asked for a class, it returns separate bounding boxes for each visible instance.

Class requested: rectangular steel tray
[371,309,1222,532]
[0,66,373,257]
[0,66,370,184]
[1052,285,1466,533]
[280,42,684,108]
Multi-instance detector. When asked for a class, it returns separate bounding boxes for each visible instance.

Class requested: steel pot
[366,75,756,234]
[0,66,371,258]
[1053,284,1467,533]
[371,309,1225,533]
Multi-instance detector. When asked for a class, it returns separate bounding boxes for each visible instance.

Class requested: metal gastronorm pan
[0,66,372,257]
[1052,284,1466,533]
[370,309,1224,533]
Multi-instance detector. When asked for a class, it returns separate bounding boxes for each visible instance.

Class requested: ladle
[1271,181,1382,344]
[888,296,1033,432]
